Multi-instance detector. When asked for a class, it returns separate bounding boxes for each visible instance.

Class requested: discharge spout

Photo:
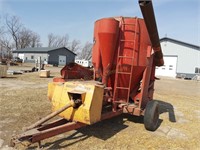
[139,0,164,66]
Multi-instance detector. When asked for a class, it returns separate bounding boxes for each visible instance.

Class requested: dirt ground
[0,64,200,150]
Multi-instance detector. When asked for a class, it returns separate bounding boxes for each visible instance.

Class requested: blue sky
[0,0,199,46]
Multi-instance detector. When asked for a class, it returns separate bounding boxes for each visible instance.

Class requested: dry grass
[0,64,200,149]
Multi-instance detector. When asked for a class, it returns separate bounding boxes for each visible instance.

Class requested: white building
[75,59,92,68]
[156,37,200,79]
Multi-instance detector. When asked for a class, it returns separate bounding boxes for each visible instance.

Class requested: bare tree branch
[69,39,80,53]
[16,27,42,48]
[0,25,4,35]
[48,33,69,47]
[48,33,56,47]
[0,16,5,41]
[0,38,12,50]
[30,32,41,47]
[0,36,14,59]
[79,42,92,60]
[0,14,41,59]
[5,15,23,50]
[18,27,32,49]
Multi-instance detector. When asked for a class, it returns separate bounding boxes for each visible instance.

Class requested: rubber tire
[144,101,159,131]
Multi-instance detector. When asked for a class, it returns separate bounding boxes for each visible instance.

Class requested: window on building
[195,67,200,73]
[31,55,34,59]
[25,57,28,60]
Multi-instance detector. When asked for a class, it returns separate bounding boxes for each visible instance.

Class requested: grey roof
[13,47,76,55]
[160,37,200,50]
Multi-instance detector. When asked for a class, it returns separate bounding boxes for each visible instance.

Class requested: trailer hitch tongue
[24,100,76,131]
[10,99,83,147]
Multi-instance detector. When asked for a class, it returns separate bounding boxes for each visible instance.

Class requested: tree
[79,42,93,60]
[0,15,5,35]
[0,16,5,58]
[48,33,56,47]
[0,16,13,58]
[69,39,80,53]
[47,33,81,54]
[0,14,42,59]
[48,33,69,47]
[0,36,14,59]
[0,37,13,51]
[5,15,22,50]
[0,24,4,35]
[18,28,41,48]
[30,32,41,48]
[4,15,41,50]
[18,27,32,49]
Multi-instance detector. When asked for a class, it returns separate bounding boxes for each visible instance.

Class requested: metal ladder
[113,18,139,106]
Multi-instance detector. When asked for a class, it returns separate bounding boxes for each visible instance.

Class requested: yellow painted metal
[48,81,104,125]
[48,82,57,101]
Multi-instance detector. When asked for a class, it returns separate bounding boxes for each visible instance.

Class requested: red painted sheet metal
[118,18,153,102]
[97,18,119,84]
[92,20,102,80]
[92,17,153,103]
[60,63,93,80]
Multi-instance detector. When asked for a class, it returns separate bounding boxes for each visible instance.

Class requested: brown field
[0,64,200,150]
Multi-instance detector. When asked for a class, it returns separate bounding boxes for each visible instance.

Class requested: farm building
[156,37,200,79]
[13,47,76,66]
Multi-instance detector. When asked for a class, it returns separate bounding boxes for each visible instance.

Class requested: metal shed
[13,47,76,66]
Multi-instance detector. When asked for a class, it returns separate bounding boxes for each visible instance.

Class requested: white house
[156,37,200,79]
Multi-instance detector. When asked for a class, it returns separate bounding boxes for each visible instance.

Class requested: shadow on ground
[27,100,176,149]
[1,76,17,79]
[27,114,138,149]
